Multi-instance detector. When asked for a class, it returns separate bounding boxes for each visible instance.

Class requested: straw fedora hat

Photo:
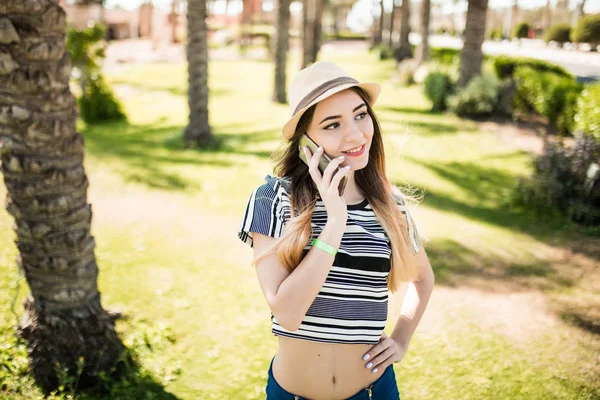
[281,61,381,140]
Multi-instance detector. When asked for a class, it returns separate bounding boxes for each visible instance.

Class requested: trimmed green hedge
[575,82,600,141]
[513,22,530,39]
[424,71,454,111]
[448,74,501,118]
[545,24,571,45]
[571,14,600,45]
[493,55,572,79]
[514,66,582,134]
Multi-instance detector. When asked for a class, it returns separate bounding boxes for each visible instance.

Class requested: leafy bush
[494,55,572,79]
[379,44,394,60]
[545,24,571,45]
[513,133,600,226]
[424,71,454,111]
[514,66,582,134]
[448,74,500,117]
[575,82,600,141]
[571,14,600,46]
[67,22,126,123]
[78,74,126,123]
[513,22,530,39]
[429,47,460,65]
[489,28,504,41]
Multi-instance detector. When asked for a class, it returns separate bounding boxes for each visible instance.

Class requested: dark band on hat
[293,76,359,115]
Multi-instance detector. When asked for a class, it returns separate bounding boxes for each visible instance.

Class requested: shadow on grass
[82,119,280,191]
[78,356,180,400]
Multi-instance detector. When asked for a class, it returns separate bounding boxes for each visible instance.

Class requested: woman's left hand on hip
[361,332,407,374]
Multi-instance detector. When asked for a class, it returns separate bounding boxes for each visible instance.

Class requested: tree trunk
[0,0,124,392]
[332,5,339,37]
[377,0,385,45]
[302,0,315,68]
[395,0,412,61]
[273,0,290,103]
[311,0,325,62]
[185,0,213,147]
[388,0,397,47]
[171,0,180,43]
[416,0,430,64]
[458,0,489,87]
[544,0,551,32]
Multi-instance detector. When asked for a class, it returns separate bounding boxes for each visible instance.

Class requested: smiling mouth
[342,144,365,154]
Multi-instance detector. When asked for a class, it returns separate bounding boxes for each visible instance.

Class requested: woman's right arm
[253,146,350,331]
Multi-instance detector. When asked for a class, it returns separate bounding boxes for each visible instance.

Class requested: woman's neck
[342,171,365,204]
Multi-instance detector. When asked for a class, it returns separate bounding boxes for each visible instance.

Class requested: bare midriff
[272,335,386,400]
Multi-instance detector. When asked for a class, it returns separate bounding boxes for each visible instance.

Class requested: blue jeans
[266,355,401,399]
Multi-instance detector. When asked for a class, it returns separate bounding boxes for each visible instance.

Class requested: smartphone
[298,134,347,196]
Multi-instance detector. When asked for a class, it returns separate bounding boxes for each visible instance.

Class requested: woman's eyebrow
[318,103,366,125]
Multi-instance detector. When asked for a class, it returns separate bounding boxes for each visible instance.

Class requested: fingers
[364,345,396,374]
[328,164,351,196]
[304,146,323,185]
[322,155,346,188]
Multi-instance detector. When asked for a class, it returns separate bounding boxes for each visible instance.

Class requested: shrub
[575,82,600,141]
[489,27,504,41]
[78,74,126,123]
[67,22,126,123]
[494,55,572,79]
[429,47,460,65]
[424,71,454,111]
[571,14,600,47]
[513,133,600,226]
[545,24,571,45]
[379,44,394,60]
[448,74,500,117]
[513,22,530,39]
[514,66,582,134]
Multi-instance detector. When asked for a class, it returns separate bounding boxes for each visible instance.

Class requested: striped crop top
[238,175,421,345]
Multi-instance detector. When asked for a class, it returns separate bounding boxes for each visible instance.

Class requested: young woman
[238,62,435,399]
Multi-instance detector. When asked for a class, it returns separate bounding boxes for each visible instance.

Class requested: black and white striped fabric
[238,175,421,344]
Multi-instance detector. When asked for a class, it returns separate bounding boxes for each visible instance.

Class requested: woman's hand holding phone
[303,145,351,224]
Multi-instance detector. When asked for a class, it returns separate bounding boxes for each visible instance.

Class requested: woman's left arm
[361,248,435,373]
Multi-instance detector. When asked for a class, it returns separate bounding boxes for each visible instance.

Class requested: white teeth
[344,145,363,154]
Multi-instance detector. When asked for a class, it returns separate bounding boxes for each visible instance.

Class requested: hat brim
[281,82,381,140]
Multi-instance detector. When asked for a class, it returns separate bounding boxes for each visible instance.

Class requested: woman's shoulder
[251,174,292,202]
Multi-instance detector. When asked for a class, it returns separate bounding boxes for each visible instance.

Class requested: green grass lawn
[1,48,598,399]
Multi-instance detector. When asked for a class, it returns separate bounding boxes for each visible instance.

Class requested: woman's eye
[325,122,339,130]
[356,112,367,120]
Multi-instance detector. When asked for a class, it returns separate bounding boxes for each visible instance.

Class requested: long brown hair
[252,86,421,293]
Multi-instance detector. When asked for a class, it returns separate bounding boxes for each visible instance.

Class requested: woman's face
[306,89,374,172]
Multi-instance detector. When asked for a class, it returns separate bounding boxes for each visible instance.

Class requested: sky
[103,0,600,32]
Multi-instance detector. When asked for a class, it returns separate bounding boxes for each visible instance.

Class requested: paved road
[421,34,600,81]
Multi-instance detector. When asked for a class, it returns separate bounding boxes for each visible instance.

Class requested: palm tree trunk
[311,0,325,62]
[416,0,430,64]
[377,0,385,46]
[0,0,123,392]
[395,0,412,61]
[544,0,551,31]
[273,0,290,103]
[185,0,213,147]
[302,0,315,68]
[388,0,397,47]
[458,0,489,87]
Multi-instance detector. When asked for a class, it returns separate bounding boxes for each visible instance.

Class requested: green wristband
[311,239,338,256]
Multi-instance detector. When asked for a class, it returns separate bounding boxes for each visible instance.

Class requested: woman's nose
[343,122,363,142]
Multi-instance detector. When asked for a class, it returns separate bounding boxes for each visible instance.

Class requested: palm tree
[302,0,315,68]
[544,0,552,31]
[377,0,385,46]
[312,0,326,62]
[458,0,489,87]
[273,0,291,103]
[416,0,430,64]
[0,0,123,391]
[389,0,398,47]
[395,0,412,61]
[185,0,214,148]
